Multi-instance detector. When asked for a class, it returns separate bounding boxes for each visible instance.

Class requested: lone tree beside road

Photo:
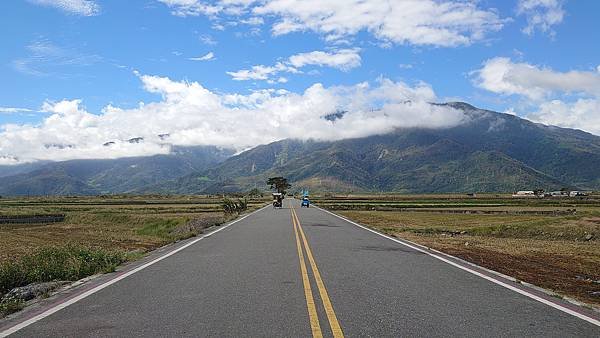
[267,177,291,195]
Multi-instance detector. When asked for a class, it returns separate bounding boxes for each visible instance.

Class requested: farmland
[313,194,600,307]
[0,195,268,263]
[0,195,268,317]
[0,195,265,318]
[2,192,599,318]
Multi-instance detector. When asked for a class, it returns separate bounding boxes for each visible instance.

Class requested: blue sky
[1,0,600,163]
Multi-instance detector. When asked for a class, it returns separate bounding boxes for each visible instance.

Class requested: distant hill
[0,146,233,196]
[2,102,600,196]
[150,103,600,194]
[0,161,49,178]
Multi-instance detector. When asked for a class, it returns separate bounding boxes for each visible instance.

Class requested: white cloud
[29,0,100,16]
[227,63,295,81]
[473,57,600,100]
[240,16,264,25]
[288,49,361,71]
[0,74,466,164]
[189,52,216,61]
[474,57,600,135]
[199,34,217,45]
[516,0,565,36]
[13,40,102,77]
[156,0,221,17]
[528,99,600,135]
[228,48,360,82]
[0,107,33,114]
[157,0,257,17]
[157,0,504,47]
[256,0,504,46]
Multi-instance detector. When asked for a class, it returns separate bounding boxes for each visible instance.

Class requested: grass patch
[136,219,186,239]
[0,298,24,318]
[0,245,126,296]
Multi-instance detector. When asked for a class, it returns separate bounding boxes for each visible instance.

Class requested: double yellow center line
[291,206,344,338]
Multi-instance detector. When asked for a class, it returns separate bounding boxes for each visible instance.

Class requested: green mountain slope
[2,102,600,195]
[0,146,232,196]
[157,103,599,194]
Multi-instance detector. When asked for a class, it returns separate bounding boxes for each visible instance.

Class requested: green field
[313,193,600,307]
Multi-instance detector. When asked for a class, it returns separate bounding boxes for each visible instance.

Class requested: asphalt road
[3,198,600,337]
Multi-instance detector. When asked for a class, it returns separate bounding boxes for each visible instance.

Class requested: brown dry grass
[338,210,600,306]
[0,196,268,263]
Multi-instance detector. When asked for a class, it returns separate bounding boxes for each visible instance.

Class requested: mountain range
[1,102,599,196]
[0,146,233,196]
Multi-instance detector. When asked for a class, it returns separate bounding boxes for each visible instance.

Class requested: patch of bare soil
[581,217,600,226]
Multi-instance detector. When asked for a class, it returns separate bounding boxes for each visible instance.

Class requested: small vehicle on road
[272,193,283,208]
[301,197,310,208]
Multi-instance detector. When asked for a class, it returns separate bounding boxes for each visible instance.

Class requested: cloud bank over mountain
[0,74,466,164]
[474,57,600,135]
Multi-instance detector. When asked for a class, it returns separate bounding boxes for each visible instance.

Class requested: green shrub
[0,298,24,318]
[222,198,237,214]
[0,246,126,296]
[237,198,248,211]
[222,198,248,214]
[246,188,263,198]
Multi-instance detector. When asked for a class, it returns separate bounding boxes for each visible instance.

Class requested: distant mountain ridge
[148,102,600,194]
[1,102,600,196]
[0,146,233,196]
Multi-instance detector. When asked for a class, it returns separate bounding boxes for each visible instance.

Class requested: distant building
[569,191,589,197]
[512,191,535,197]
[549,191,568,197]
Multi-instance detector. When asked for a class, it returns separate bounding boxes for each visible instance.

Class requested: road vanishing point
[1,199,599,337]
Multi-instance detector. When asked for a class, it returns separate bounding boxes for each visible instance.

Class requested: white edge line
[315,206,600,327]
[0,204,270,337]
